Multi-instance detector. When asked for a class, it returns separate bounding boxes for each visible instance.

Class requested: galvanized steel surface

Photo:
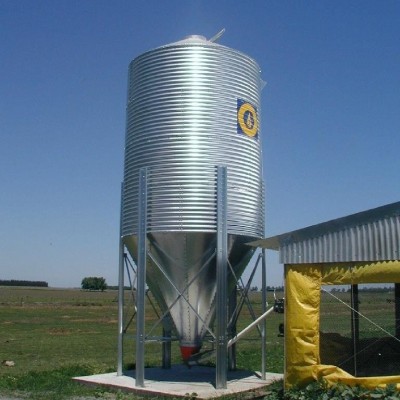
[122,35,264,238]
[120,36,265,352]
[280,214,400,264]
[252,201,400,264]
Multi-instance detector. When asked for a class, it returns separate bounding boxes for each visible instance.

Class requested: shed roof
[250,201,400,264]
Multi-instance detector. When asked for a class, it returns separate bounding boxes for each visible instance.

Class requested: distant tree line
[330,286,395,293]
[81,277,107,291]
[267,286,284,292]
[358,286,395,292]
[246,286,285,292]
[0,279,48,287]
[107,285,131,290]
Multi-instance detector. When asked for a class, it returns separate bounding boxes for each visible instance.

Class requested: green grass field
[0,287,121,374]
[2,285,397,399]
[0,286,284,399]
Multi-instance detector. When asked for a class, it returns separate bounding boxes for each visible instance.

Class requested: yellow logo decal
[237,99,258,138]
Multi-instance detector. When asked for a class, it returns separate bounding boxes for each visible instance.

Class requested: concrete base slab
[74,365,283,399]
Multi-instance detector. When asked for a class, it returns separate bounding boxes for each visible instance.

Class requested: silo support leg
[216,166,228,389]
[117,240,125,376]
[228,287,237,371]
[135,168,148,387]
[162,325,172,369]
[261,249,267,380]
[117,182,125,377]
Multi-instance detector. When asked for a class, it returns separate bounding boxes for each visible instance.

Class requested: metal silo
[121,35,264,363]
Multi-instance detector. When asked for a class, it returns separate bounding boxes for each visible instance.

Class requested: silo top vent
[184,35,207,41]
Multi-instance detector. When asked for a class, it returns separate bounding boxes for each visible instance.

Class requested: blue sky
[1,1,399,288]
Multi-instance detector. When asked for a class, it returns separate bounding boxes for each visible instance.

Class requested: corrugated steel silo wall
[122,37,264,238]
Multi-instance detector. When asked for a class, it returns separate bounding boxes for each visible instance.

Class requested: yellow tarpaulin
[284,260,400,389]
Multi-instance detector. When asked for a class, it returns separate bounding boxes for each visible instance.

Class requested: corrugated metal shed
[250,201,400,264]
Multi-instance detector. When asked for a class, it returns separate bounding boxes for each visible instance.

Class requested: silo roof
[250,201,400,263]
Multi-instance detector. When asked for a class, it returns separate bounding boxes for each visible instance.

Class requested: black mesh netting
[320,283,400,377]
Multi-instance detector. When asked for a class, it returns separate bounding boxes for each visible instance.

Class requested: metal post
[162,315,172,369]
[228,287,237,371]
[117,243,125,376]
[261,248,267,380]
[117,182,125,376]
[136,168,148,387]
[351,284,359,376]
[216,166,228,389]
[395,283,400,339]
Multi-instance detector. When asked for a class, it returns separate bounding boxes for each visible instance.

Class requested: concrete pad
[74,365,283,399]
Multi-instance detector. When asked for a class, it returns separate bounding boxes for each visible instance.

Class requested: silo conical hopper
[121,35,264,361]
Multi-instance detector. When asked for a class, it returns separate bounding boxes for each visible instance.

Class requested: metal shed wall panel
[280,214,400,264]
